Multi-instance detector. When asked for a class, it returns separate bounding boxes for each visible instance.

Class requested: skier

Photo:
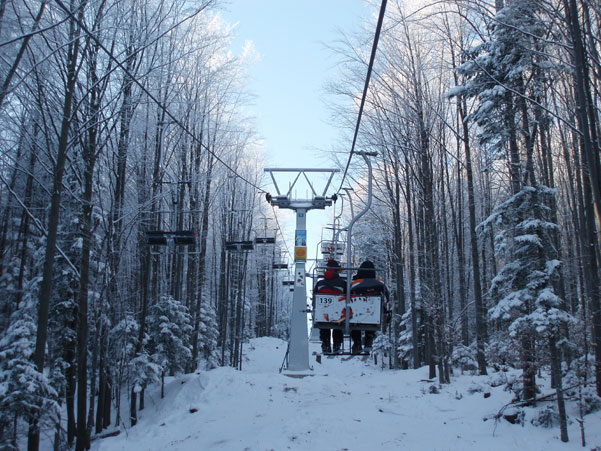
[313,259,345,353]
[350,260,389,354]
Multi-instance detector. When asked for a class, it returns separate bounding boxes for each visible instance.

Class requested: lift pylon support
[265,168,338,374]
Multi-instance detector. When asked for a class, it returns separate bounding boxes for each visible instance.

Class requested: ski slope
[92,337,601,451]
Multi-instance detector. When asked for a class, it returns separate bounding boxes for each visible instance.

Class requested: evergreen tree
[455,0,548,159]
[397,309,414,367]
[371,331,393,369]
[0,290,58,449]
[198,298,220,369]
[147,295,192,395]
[0,256,21,332]
[481,186,573,400]
[109,313,140,386]
[129,351,161,399]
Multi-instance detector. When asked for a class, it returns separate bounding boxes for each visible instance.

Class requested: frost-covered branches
[147,295,193,375]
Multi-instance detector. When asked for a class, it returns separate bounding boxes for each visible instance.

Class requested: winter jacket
[314,267,346,295]
[350,261,390,320]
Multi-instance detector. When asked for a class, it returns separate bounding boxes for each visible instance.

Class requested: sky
[220,1,373,270]
[221,0,370,168]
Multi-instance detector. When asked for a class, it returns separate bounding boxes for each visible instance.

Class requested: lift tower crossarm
[264,168,339,206]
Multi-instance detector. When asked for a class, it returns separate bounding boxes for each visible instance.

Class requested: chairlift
[142,185,200,255]
[145,230,196,246]
[145,230,199,256]
[312,152,389,343]
[320,240,345,257]
[254,236,276,245]
[272,262,288,270]
[312,264,385,333]
[225,240,254,252]
[282,280,294,286]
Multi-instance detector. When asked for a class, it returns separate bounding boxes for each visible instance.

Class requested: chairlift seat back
[313,293,382,331]
[145,230,197,246]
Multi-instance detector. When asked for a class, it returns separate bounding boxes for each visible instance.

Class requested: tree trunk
[29,3,85,448]
[191,153,214,365]
[14,135,37,311]
[405,167,419,368]
[461,98,488,375]
[550,334,569,442]
[564,0,601,395]
[65,331,76,446]
[130,387,137,427]
[0,1,47,109]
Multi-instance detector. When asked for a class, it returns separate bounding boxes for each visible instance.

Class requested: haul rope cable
[337,0,388,193]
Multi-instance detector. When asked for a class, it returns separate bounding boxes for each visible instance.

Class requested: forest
[0,0,600,449]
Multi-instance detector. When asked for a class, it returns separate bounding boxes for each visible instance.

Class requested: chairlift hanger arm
[345,152,375,336]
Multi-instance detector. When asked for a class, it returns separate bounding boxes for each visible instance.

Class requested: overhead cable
[337,0,388,192]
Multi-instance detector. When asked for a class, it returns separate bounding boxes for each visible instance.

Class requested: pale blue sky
[222,0,369,168]
[221,1,372,268]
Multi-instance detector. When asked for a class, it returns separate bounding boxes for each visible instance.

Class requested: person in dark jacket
[314,259,345,353]
[350,260,389,354]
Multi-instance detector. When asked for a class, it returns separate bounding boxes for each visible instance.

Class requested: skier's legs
[332,329,343,352]
[351,330,362,354]
[320,328,331,353]
[364,331,375,348]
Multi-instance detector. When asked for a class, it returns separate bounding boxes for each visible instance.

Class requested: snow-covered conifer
[147,295,193,376]
[371,331,392,369]
[129,351,161,396]
[109,313,139,392]
[397,309,414,367]
[455,0,556,160]
[198,298,220,369]
[480,185,573,401]
[0,294,58,448]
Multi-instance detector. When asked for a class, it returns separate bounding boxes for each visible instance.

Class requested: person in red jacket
[314,259,345,353]
[350,260,389,354]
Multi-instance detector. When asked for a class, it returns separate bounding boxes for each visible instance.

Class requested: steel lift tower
[265,168,338,374]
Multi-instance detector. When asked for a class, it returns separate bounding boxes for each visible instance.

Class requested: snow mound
[93,337,601,451]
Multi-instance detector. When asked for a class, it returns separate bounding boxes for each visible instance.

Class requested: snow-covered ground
[92,337,601,451]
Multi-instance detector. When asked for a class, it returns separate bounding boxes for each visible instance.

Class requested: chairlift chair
[312,292,384,332]
[312,264,386,333]
[225,240,254,252]
[254,236,276,245]
[145,230,198,255]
